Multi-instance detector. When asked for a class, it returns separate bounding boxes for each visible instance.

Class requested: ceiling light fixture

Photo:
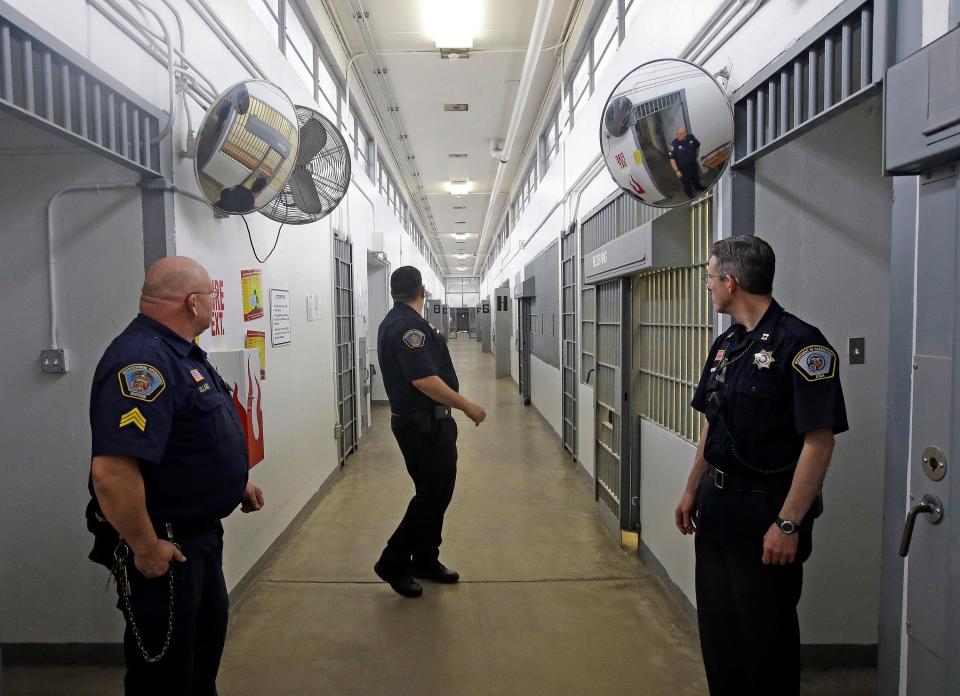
[457,266,468,271]
[446,180,473,196]
[452,233,469,240]
[422,0,481,49]
[454,253,470,259]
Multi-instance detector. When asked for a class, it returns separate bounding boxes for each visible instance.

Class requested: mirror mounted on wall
[600,59,733,209]
[194,80,299,216]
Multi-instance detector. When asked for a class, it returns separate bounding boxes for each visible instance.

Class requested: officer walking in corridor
[374,266,486,598]
[669,126,705,198]
[87,256,264,695]
[674,236,847,696]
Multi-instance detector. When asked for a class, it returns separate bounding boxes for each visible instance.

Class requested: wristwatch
[776,517,797,534]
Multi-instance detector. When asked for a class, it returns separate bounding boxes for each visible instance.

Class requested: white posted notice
[270,289,291,347]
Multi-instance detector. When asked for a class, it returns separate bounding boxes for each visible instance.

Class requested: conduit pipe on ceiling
[472,0,555,275]
[681,0,766,64]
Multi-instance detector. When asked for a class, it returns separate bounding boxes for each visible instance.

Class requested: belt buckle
[712,467,726,490]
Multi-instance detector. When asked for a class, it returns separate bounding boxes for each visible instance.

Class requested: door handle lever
[899,494,944,557]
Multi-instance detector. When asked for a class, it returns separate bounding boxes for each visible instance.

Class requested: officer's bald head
[142,256,210,301]
[391,266,424,304]
[139,257,214,340]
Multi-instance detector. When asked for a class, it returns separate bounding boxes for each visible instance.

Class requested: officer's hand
[463,402,486,426]
[241,482,264,513]
[762,523,798,565]
[675,170,683,178]
[674,491,697,535]
[134,539,186,579]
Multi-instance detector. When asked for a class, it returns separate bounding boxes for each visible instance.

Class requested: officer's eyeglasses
[186,289,218,301]
[702,273,727,286]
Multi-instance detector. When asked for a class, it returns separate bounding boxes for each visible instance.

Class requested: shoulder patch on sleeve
[403,329,426,349]
[118,364,166,402]
[792,345,837,382]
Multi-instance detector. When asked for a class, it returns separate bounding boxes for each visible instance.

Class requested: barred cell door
[561,223,578,456]
[594,278,631,536]
[334,236,358,465]
[517,298,532,405]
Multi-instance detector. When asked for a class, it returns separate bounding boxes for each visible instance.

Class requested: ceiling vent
[448,153,468,158]
[453,205,467,210]
[441,49,470,60]
[444,103,469,112]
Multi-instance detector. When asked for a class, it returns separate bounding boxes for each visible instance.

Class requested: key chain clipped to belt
[107,524,178,663]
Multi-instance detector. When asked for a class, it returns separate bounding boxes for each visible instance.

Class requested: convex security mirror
[601,59,733,209]
[195,80,299,215]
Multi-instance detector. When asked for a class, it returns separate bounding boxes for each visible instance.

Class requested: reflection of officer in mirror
[674,236,847,696]
[374,267,487,598]
[668,127,705,198]
[87,256,265,694]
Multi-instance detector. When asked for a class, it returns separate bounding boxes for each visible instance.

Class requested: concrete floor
[4,339,876,695]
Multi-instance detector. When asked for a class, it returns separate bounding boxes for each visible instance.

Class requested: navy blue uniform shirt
[378,303,459,414]
[691,300,848,477]
[669,134,701,167]
[89,314,249,524]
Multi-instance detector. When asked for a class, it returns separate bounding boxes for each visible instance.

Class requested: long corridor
[215,339,706,695]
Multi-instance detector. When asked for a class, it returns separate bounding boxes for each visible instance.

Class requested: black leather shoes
[412,562,460,584]
[374,560,423,598]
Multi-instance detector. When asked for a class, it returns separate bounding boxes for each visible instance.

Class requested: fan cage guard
[258,106,351,225]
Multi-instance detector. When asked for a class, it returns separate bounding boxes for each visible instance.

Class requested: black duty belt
[706,465,793,493]
[153,519,221,538]
[392,405,452,421]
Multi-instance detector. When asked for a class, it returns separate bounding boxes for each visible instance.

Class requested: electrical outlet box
[849,337,866,365]
[41,349,68,373]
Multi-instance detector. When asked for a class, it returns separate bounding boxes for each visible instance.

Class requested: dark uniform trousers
[694,475,813,696]
[118,526,228,696]
[382,415,458,568]
[679,162,703,196]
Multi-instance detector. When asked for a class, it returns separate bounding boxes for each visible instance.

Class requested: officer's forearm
[91,455,159,555]
[684,421,711,494]
[780,429,834,524]
[412,375,472,412]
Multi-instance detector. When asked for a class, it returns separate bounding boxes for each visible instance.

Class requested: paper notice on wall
[306,293,322,322]
[245,330,266,379]
[270,289,291,346]
[241,269,264,322]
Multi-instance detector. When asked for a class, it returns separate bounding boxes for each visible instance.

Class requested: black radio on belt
[706,390,726,418]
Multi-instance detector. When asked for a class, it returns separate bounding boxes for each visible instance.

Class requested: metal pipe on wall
[46,182,141,351]
[472,0,556,274]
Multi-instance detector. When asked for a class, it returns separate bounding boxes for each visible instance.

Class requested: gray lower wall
[0,117,144,643]
[754,96,891,646]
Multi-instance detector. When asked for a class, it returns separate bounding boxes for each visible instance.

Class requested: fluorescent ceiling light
[457,266,468,271]
[452,233,469,240]
[454,253,469,259]
[422,0,481,49]
[446,180,473,196]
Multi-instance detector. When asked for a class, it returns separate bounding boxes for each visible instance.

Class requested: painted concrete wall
[0,142,142,642]
[755,97,891,647]
[639,420,699,603]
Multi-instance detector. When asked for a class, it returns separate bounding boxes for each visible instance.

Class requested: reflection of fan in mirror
[194,80,299,215]
[258,106,351,225]
[600,59,733,209]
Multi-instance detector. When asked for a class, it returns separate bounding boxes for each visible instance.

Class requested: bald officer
[374,266,486,598]
[87,256,264,695]
[675,236,848,695]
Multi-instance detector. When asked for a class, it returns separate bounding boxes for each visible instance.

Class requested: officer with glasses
[675,235,848,696]
[87,256,264,695]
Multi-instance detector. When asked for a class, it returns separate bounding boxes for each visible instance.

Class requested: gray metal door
[594,279,631,535]
[902,166,960,693]
[334,236,357,465]
[562,223,578,456]
[518,298,532,405]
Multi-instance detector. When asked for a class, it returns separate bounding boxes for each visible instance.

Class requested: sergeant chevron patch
[119,407,147,432]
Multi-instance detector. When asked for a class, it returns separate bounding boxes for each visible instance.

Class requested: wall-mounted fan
[258,106,351,225]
